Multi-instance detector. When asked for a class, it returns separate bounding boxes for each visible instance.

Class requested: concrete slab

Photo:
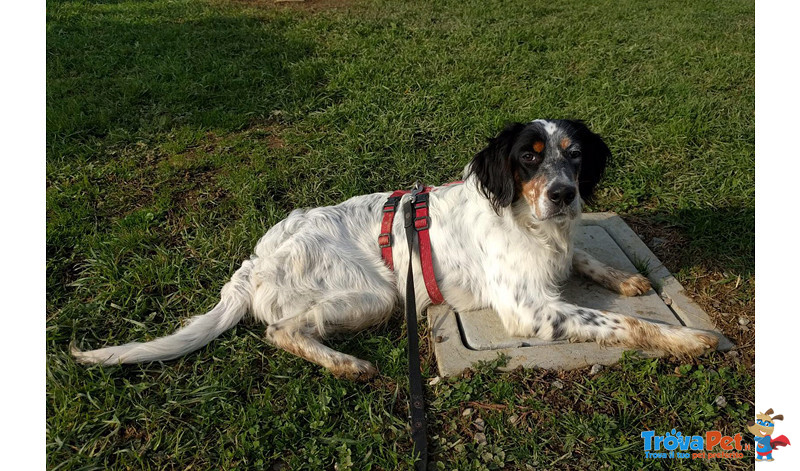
[428,212,733,377]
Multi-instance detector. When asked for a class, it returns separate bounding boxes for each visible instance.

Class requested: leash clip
[405,182,425,228]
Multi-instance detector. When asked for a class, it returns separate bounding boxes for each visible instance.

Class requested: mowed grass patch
[47,0,754,469]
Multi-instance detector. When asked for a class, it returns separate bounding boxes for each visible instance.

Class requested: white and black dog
[73,119,718,380]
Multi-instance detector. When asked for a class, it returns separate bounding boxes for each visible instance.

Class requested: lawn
[46,0,755,469]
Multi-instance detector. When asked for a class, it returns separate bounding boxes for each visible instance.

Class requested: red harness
[379,182,461,305]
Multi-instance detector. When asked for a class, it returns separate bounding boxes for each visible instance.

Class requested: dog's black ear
[469,122,525,213]
[568,121,610,202]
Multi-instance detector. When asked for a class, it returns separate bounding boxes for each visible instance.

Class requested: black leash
[403,184,428,471]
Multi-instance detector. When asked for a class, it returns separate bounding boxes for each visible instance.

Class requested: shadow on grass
[47,2,322,160]
[626,206,754,278]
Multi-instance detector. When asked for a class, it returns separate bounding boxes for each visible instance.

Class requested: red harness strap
[379,190,409,271]
[379,183,462,305]
[411,189,444,304]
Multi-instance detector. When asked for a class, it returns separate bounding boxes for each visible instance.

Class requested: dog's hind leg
[572,248,652,297]
[265,292,395,381]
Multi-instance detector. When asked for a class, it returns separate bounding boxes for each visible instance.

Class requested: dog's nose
[547,184,576,206]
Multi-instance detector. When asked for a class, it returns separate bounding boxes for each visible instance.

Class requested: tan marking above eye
[533,141,545,153]
[560,137,571,149]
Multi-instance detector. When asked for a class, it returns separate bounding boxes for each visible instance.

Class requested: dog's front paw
[618,274,652,297]
[669,330,720,358]
[330,358,379,382]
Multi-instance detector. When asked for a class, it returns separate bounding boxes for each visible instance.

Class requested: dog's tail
[71,258,255,365]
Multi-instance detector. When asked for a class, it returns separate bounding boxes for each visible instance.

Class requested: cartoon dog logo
[747,409,791,462]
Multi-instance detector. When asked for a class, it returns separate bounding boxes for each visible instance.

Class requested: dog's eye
[568,150,582,160]
[521,153,541,164]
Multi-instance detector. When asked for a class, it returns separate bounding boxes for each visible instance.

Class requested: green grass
[47,0,754,469]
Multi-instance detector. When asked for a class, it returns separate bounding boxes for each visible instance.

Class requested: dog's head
[747,409,784,438]
[468,119,610,221]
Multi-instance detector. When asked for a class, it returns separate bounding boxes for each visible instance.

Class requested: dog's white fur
[73,120,718,380]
